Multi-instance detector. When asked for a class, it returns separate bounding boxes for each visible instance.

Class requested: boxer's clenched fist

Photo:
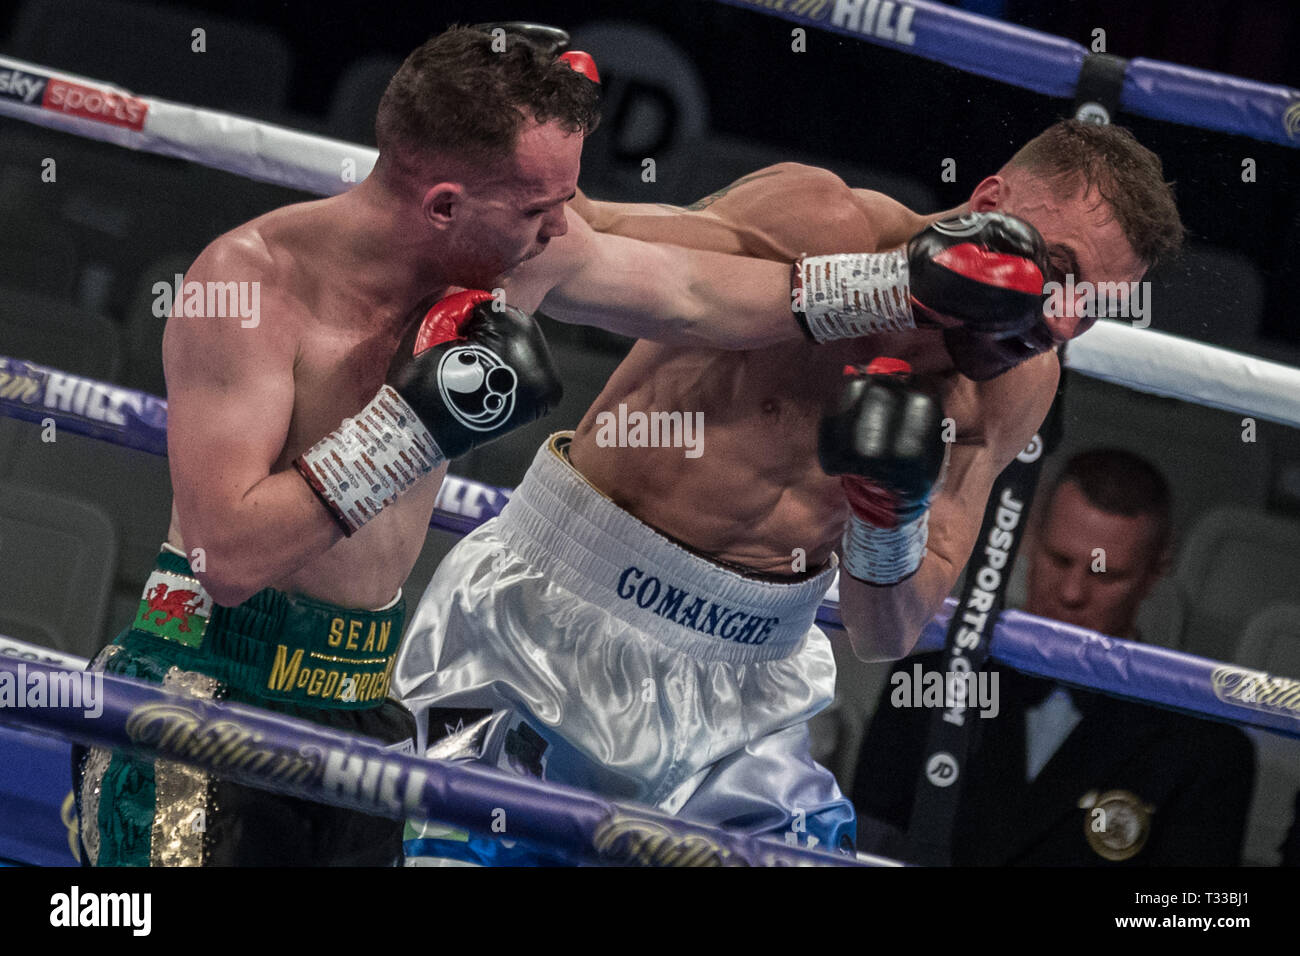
[296,291,562,536]
[906,212,1048,334]
[819,358,946,586]
[388,290,563,460]
[794,211,1049,348]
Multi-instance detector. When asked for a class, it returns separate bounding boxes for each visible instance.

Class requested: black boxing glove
[470,21,572,55]
[389,290,562,457]
[793,212,1049,343]
[942,317,1057,382]
[819,358,946,585]
[295,291,562,536]
[470,22,599,82]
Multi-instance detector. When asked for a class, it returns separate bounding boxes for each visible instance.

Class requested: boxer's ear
[422,182,465,229]
[967,175,1004,212]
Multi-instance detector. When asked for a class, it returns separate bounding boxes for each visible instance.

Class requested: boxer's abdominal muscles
[571,339,850,577]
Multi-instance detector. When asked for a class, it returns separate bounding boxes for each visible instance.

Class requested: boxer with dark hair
[75,24,981,867]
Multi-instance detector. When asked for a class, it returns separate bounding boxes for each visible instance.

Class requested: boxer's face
[440,120,582,287]
[1024,481,1167,639]
[969,173,1147,342]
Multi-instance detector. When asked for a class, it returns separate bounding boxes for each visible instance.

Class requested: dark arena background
[1,0,1299,911]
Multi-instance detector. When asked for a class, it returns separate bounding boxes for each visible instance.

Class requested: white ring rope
[3,53,1299,426]
[1063,321,1300,428]
[0,54,375,195]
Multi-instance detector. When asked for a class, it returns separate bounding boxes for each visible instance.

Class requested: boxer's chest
[276,320,404,470]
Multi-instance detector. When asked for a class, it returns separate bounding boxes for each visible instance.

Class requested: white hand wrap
[841,509,929,586]
[796,250,916,342]
[295,385,444,536]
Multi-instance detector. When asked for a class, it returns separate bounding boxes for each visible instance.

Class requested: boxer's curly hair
[375,25,600,178]
[1003,120,1185,269]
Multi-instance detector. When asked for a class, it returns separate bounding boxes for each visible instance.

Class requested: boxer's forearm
[669,244,807,348]
[179,466,447,607]
[837,551,960,662]
[179,470,348,606]
[541,223,806,349]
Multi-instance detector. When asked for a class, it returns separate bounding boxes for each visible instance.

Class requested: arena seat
[0,478,116,657]
[1144,241,1267,352]
[570,20,710,205]
[327,54,402,146]
[0,180,80,300]
[6,0,293,119]
[0,286,121,381]
[1173,508,1300,663]
[0,420,172,651]
[120,253,196,397]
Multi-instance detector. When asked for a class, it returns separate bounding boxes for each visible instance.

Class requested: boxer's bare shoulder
[163,200,441,609]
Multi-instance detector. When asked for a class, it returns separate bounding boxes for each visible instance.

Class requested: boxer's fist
[941,316,1056,382]
[907,212,1049,337]
[793,213,1049,345]
[388,290,563,461]
[819,358,945,585]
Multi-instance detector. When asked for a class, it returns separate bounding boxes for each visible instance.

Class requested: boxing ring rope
[712,0,1300,148]
[0,54,377,195]
[2,7,1299,865]
[7,343,1300,610]
[0,654,876,867]
[3,355,1300,744]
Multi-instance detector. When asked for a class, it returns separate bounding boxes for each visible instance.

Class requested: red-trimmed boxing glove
[818,358,946,585]
[469,21,600,83]
[295,291,562,536]
[793,212,1049,345]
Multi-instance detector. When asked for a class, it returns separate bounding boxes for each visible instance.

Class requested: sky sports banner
[0,61,147,130]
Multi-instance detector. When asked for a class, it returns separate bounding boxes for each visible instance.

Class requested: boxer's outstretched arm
[572,167,923,260]
[531,209,806,350]
[837,356,1059,660]
[164,243,358,606]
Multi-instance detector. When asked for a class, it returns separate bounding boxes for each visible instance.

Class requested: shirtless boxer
[71,25,947,867]
[395,119,1183,862]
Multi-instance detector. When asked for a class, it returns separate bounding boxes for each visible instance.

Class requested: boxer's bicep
[163,262,296,552]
